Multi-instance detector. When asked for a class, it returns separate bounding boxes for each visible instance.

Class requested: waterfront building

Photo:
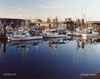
[31,19,42,23]
[40,22,50,28]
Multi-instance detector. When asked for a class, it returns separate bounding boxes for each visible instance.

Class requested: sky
[0,0,100,21]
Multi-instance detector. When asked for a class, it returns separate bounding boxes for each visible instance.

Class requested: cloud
[40,13,50,16]
[40,13,56,17]
[9,7,26,11]
[0,13,31,19]
[36,13,55,20]
[37,5,64,9]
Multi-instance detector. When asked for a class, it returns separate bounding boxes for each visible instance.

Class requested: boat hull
[10,36,42,41]
[67,34,73,36]
[43,34,67,38]
[82,34,99,37]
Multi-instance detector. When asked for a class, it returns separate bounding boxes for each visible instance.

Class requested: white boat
[9,30,42,41]
[75,32,81,37]
[74,28,82,37]
[67,31,73,36]
[73,31,82,37]
[82,30,99,37]
[43,29,67,38]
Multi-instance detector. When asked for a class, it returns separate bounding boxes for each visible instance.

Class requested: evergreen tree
[47,17,51,23]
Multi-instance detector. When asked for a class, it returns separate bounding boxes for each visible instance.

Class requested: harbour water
[0,37,100,79]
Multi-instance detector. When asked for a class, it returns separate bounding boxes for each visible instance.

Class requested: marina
[0,18,100,41]
[1,0,100,78]
[0,17,100,79]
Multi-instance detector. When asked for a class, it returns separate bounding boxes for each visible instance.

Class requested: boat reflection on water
[43,37,73,55]
[0,36,100,57]
[73,36,100,64]
[0,40,8,56]
[9,40,42,47]
[43,36,73,45]
[8,40,43,61]
[0,37,100,79]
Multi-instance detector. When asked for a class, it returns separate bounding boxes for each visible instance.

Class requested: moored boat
[43,29,67,38]
[82,30,99,37]
[9,30,42,41]
[73,28,82,37]
[67,31,73,36]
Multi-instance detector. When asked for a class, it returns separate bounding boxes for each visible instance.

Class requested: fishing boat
[9,30,42,41]
[82,30,99,37]
[73,31,81,37]
[43,29,67,38]
[66,31,73,36]
[75,32,81,37]
[74,28,82,37]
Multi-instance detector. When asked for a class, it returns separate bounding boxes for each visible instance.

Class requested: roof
[86,21,100,24]
[40,22,49,24]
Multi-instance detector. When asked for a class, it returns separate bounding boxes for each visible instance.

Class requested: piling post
[3,24,6,37]
[3,40,6,53]
[49,23,51,29]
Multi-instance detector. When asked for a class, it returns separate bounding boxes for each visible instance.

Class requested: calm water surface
[0,37,100,79]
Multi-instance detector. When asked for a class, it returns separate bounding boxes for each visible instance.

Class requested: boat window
[22,33,26,35]
[94,30,96,32]
[16,33,20,34]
